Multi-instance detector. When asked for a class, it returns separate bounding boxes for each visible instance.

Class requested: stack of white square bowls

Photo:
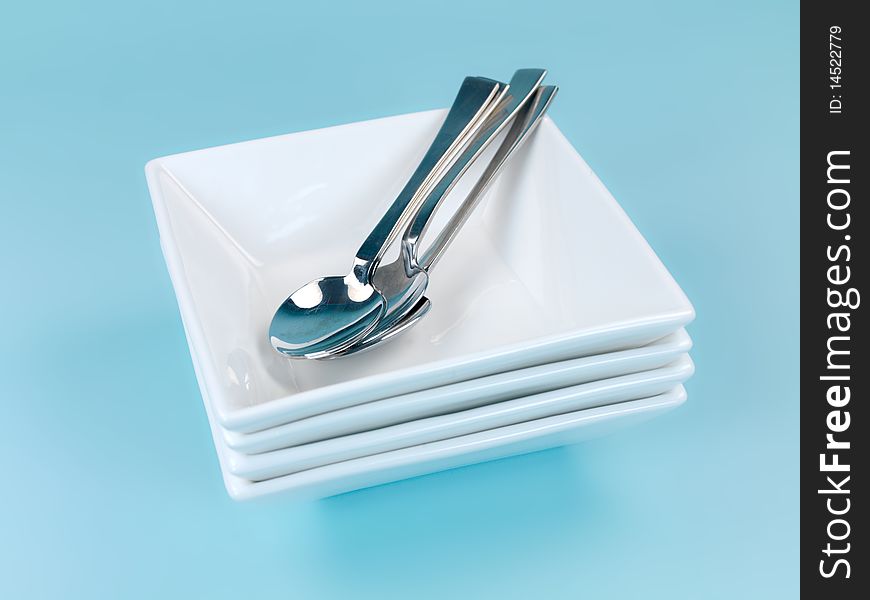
[146,109,694,501]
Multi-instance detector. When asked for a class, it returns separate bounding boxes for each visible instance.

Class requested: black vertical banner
[802,2,866,596]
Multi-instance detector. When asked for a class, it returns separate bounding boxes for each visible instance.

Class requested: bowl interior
[149,110,690,411]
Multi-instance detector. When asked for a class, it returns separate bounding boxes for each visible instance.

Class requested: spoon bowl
[269,276,384,357]
[331,295,432,358]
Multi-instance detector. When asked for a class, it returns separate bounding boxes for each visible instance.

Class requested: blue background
[0,1,798,597]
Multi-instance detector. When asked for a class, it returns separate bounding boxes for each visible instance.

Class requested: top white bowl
[146,109,694,433]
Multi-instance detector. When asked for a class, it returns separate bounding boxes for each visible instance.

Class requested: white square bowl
[225,329,692,454]
[146,110,694,433]
[226,355,693,481]
[215,386,689,501]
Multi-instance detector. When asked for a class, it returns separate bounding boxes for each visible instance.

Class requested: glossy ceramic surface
[228,356,693,481]
[218,387,688,501]
[146,110,694,432]
[225,329,692,453]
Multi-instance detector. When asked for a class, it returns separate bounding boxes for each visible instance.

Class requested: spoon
[318,69,549,358]
[269,76,505,358]
[330,83,558,357]
[338,295,432,356]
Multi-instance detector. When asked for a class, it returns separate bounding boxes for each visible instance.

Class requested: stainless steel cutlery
[269,69,557,359]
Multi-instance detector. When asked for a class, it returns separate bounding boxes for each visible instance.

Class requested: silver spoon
[269,76,505,358]
[330,83,558,358]
[317,69,548,358]
[342,295,433,355]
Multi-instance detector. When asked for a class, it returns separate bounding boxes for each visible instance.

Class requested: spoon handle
[411,83,557,272]
[400,69,549,271]
[352,76,503,284]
